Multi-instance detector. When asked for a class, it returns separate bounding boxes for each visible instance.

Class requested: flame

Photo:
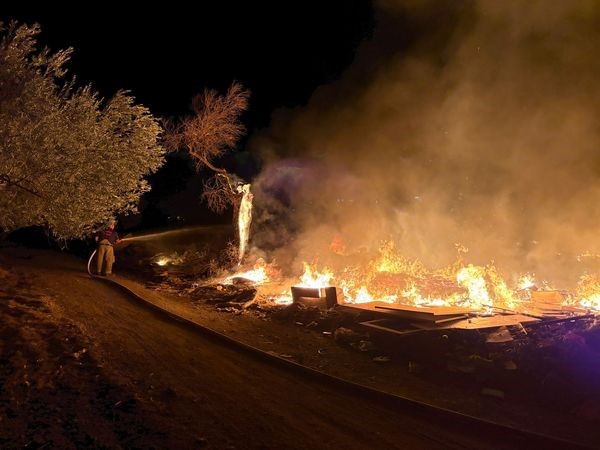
[373,241,425,277]
[455,265,490,310]
[518,274,536,290]
[579,294,600,311]
[487,266,519,310]
[155,257,170,266]
[237,183,253,264]
[347,285,397,304]
[401,283,455,307]
[297,263,334,288]
[222,259,271,285]
[573,274,600,311]
[273,292,294,305]
[228,236,600,316]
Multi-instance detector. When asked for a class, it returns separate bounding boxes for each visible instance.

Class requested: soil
[0,245,598,449]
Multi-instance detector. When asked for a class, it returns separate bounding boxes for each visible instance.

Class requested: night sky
[1,2,374,228]
[1,2,374,125]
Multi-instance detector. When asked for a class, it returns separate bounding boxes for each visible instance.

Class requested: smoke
[249,0,600,286]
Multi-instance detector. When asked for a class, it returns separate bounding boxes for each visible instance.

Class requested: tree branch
[0,174,43,197]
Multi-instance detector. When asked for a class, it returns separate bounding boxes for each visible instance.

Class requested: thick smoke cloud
[249,0,600,286]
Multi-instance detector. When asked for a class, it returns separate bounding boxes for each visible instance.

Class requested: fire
[155,257,170,266]
[223,266,269,284]
[573,274,600,311]
[273,292,293,305]
[297,262,334,288]
[373,241,425,277]
[455,265,490,309]
[344,285,397,304]
[237,183,253,264]
[221,224,600,315]
[401,283,454,307]
[222,259,270,285]
[518,274,536,290]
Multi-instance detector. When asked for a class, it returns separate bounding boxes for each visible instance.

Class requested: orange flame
[297,262,334,288]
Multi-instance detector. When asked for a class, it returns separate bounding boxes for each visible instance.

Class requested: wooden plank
[359,319,426,337]
[532,301,587,313]
[379,309,466,322]
[409,314,539,330]
[430,314,469,324]
[374,303,477,316]
[339,301,473,322]
[445,314,540,330]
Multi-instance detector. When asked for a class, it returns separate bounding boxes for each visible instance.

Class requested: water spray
[118,225,218,242]
[237,183,253,264]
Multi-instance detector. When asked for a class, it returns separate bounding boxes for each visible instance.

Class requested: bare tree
[166,81,250,218]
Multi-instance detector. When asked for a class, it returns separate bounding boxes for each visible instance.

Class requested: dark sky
[1,2,375,227]
[2,2,374,127]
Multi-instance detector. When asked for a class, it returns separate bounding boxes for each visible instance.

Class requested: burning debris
[146,233,600,330]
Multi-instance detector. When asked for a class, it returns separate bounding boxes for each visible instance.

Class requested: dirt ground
[0,246,598,449]
[117,258,600,446]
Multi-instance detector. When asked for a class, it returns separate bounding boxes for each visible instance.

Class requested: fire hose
[86,249,97,275]
[86,251,590,449]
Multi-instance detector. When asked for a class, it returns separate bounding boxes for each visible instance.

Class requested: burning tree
[166,82,252,261]
[0,22,164,240]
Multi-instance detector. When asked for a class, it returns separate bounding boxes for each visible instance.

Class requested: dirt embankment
[0,251,178,448]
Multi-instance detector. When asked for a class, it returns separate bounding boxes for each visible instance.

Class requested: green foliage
[0,22,165,239]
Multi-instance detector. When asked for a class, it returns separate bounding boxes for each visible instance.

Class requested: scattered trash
[333,327,362,344]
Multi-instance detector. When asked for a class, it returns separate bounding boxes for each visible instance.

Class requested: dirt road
[0,248,580,449]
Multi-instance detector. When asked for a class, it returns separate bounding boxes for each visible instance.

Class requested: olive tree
[0,22,165,240]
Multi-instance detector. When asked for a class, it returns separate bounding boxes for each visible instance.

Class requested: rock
[333,327,362,344]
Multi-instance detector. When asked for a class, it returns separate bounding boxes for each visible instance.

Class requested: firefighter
[95,220,122,276]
